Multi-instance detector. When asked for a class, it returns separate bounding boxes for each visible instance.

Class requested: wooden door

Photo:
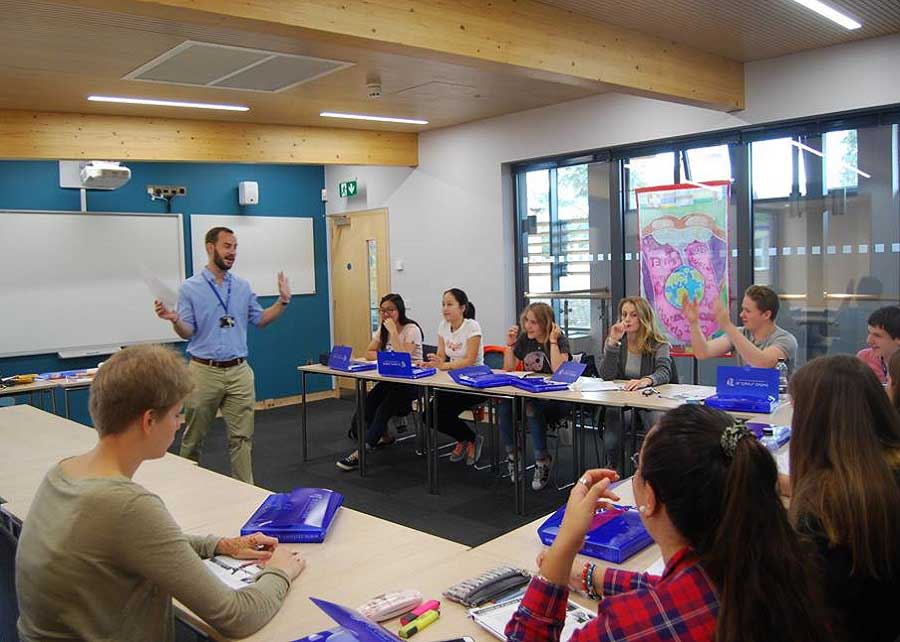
[329,208,391,390]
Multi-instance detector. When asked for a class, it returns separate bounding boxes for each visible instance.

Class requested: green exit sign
[338,179,358,198]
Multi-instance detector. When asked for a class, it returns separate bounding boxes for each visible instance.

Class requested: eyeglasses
[380,307,398,314]
[630,452,640,471]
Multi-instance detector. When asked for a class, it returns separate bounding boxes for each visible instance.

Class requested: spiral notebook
[241,488,344,543]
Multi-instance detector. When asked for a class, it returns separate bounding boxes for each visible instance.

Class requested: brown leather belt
[191,356,245,368]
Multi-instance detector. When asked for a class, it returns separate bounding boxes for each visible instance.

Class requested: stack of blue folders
[241,488,344,544]
[291,598,401,642]
[703,365,780,414]
[507,360,586,393]
[537,503,653,564]
[449,365,514,388]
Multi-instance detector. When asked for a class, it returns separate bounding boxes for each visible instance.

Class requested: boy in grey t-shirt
[685,285,799,375]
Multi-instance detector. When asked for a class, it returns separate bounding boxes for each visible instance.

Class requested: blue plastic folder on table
[241,488,343,543]
[537,504,653,564]
[329,346,377,372]
[507,360,586,393]
[291,598,401,642]
[703,365,779,414]
[449,365,513,389]
[376,351,435,379]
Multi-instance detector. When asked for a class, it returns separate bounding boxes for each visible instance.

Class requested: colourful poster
[636,182,730,350]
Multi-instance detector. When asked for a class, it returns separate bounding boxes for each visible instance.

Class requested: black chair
[0,520,19,642]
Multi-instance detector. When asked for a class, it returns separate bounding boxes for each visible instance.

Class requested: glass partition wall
[513,113,900,384]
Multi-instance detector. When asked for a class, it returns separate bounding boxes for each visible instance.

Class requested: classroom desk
[298,364,789,515]
[0,379,58,415]
[57,378,94,420]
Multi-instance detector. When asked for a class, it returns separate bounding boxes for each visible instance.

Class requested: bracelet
[581,562,591,594]
[585,563,601,600]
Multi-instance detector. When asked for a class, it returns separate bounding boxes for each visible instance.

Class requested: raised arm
[503,325,520,371]
[547,324,569,373]
[684,296,731,360]
[155,299,194,340]
[713,300,785,368]
[257,272,290,329]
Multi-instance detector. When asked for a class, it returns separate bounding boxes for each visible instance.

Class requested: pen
[398,609,439,638]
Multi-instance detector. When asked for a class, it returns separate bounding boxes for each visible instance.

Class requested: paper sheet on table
[141,270,178,309]
[469,594,595,642]
[204,555,262,590]
[644,556,666,576]
[572,377,621,392]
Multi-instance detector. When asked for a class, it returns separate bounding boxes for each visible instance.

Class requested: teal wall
[0,161,332,425]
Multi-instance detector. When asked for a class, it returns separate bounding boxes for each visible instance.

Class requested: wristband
[585,563,601,600]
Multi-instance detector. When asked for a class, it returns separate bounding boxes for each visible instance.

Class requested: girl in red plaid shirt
[506,405,832,642]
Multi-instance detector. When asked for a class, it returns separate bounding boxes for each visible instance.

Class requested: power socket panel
[147,184,187,198]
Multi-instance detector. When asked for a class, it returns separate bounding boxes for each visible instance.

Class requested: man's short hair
[744,285,780,321]
[867,305,900,340]
[89,345,193,437]
[205,226,234,246]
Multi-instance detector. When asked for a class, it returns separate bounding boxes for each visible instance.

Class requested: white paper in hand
[141,270,178,309]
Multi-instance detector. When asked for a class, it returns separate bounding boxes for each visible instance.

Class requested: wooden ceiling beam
[0,110,418,165]
[83,0,745,111]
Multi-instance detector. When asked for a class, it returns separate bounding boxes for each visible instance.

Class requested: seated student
[337,293,424,471]
[856,305,900,383]
[889,350,900,415]
[498,302,571,490]
[598,296,673,469]
[424,288,485,465]
[684,284,799,375]
[15,345,305,642]
[505,405,830,642]
[788,355,900,642]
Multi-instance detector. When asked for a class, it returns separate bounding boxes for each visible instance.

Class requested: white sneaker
[506,455,518,483]
[532,456,554,491]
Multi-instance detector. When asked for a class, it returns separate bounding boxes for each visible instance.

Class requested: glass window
[751,125,900,363]
[524,169,551,295]
[685,145,732,183]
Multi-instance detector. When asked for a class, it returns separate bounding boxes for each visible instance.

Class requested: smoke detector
[366,81,382,99]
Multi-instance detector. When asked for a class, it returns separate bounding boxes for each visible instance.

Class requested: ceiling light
[320,112,428,125]
[88,95,249,112]
[786,0,861,30]
[790,140,871,179]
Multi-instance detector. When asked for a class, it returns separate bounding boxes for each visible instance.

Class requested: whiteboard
[190,215,316,296]
[0,211,185,358]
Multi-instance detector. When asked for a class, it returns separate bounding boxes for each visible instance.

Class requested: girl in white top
[426,288,485,466]
[336,293,424,471]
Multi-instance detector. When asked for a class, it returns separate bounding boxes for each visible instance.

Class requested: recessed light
[88,96,249,112]
[320,112,428,125]
[786,0,861,30]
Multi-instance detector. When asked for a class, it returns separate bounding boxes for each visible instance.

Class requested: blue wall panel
[0,160,332,425]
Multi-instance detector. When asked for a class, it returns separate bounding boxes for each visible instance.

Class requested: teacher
[155,226,290,484]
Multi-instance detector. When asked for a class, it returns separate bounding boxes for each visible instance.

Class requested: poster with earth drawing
[636,181,730,351]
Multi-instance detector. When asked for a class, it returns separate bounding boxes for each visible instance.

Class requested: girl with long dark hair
[336,293,423,471]
[506,405,831,642]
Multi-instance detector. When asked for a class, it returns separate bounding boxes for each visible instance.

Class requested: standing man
[683,284,799,375]
[154,226,290,484]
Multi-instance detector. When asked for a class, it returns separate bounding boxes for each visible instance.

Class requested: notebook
[448,365,514,389]
[328,346,377,372]
[292,598,403,642]
[376,351,436,379]
[537,503,653,564]
[241,488,344,543]
[468,593,595,642]
[507,360,586,393]
[704,365,779,413]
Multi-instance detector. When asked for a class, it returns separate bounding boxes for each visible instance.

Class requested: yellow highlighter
[398,608,439,639]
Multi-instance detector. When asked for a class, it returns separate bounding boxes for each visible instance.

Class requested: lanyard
[204,275,232,316]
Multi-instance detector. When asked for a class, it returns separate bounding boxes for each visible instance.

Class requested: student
[684,284,798,375]
[15,345,305,642]
[498,302,571,490]
[597,296,673,469]
[788,355,900,642]
[505,405,831,642]
[856,305,900,383]
[425,288,485,465]
[337,293,424,471]
[889,350,900,415]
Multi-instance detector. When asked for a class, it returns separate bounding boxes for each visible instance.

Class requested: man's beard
[213,249,233,271]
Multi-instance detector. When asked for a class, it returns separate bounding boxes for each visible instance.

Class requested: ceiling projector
[80,161,132,190]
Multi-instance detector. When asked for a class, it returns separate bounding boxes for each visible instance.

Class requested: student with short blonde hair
[16,345,305,642]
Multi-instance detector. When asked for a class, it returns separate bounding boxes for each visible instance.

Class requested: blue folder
[537,503,653,564]
[448,365,514,388]
[376,351,436,379]
[292,598,401,642]
[241,488,343,544]
[704,365,779,413]
[508,360,586,393]
[328,346,377,372]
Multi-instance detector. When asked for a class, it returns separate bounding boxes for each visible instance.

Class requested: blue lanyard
[204,276,232,316]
